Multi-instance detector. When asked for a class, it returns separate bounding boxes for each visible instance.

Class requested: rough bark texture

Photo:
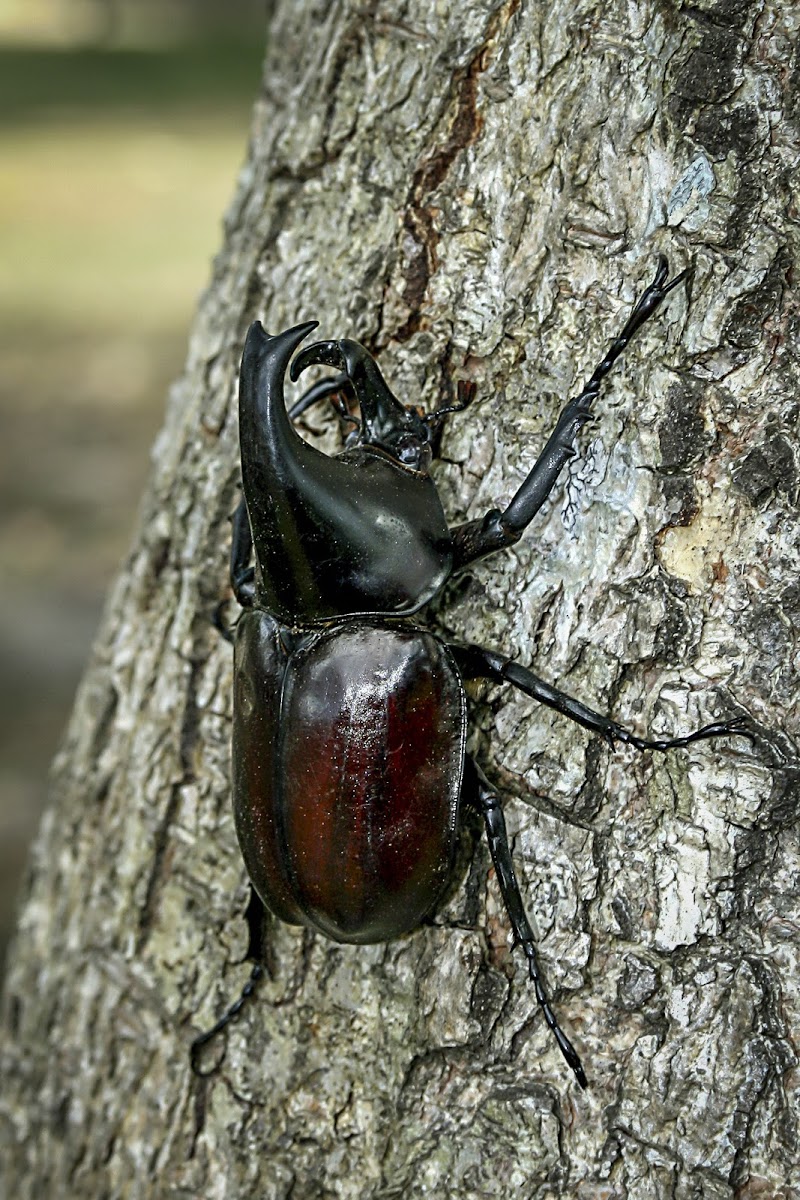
[2,1,799,1196]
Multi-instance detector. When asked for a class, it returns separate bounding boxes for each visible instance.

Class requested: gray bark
[2,0,799,1196]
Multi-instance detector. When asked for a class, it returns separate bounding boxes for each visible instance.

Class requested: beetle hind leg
[466,757,587,1088]
[190,963,265,1074]
[190,887,270,1075]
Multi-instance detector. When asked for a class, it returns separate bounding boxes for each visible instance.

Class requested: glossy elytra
[192,259,748,1087]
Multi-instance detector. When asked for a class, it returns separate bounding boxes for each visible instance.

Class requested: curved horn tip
[289,338,342,382]
[290,319,320,340]
[245,319,318,349]
[244,319,268,347]
[271,321,319,364]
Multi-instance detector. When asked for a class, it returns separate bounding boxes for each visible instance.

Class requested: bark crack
[392,0,521,342]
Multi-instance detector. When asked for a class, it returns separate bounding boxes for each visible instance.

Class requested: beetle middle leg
[449,257,690,571]
[465,756,587,1088]
[452,644,749,751]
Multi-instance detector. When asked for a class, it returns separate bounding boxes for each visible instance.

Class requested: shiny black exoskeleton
[193,259,747,1087]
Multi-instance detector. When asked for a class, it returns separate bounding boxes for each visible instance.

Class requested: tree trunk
[2,1,798,1196]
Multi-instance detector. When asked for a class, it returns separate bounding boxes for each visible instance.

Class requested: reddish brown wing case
[232,612,466,943]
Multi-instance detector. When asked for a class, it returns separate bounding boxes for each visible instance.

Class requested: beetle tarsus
[552,1020,588,1090]
[620,715,754,753]
[190,963,265,1076]
[467,757,587,1089]
[424,379,478,431]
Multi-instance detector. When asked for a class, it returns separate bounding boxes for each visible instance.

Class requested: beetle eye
[389,433,431,471]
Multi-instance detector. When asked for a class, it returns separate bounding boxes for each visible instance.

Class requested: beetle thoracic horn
[291,338,418,446]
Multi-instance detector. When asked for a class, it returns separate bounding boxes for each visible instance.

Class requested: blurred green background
[0,0,267,968]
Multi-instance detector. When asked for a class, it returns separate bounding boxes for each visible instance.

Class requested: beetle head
[238,321,454,622]
[291,339,434,472]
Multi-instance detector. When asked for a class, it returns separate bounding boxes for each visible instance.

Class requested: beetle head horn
[291,338,432,468]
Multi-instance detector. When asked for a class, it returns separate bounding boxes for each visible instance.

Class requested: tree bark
[2,1,798,1196]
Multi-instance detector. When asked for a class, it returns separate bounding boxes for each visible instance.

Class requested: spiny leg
[466,756,587,1088]
[190,963,265,1074]
[450,257,690,571]
[190,887,269,1075]
[452,644,749,751]
[287,373,355,424]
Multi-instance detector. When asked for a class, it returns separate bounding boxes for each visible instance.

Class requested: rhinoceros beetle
[192,258,747,1087]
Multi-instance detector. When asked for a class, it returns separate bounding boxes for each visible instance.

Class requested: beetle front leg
[450,257,690,571]
[212,497,255,641]
[465,756,587,1088]
[230,497,256,608]
[287,372,354,423]
[452,644,749,751]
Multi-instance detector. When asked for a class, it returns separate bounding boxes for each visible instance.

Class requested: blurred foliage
[0,32,264,968]
[0,42,265,124]
[0,0,268,50]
